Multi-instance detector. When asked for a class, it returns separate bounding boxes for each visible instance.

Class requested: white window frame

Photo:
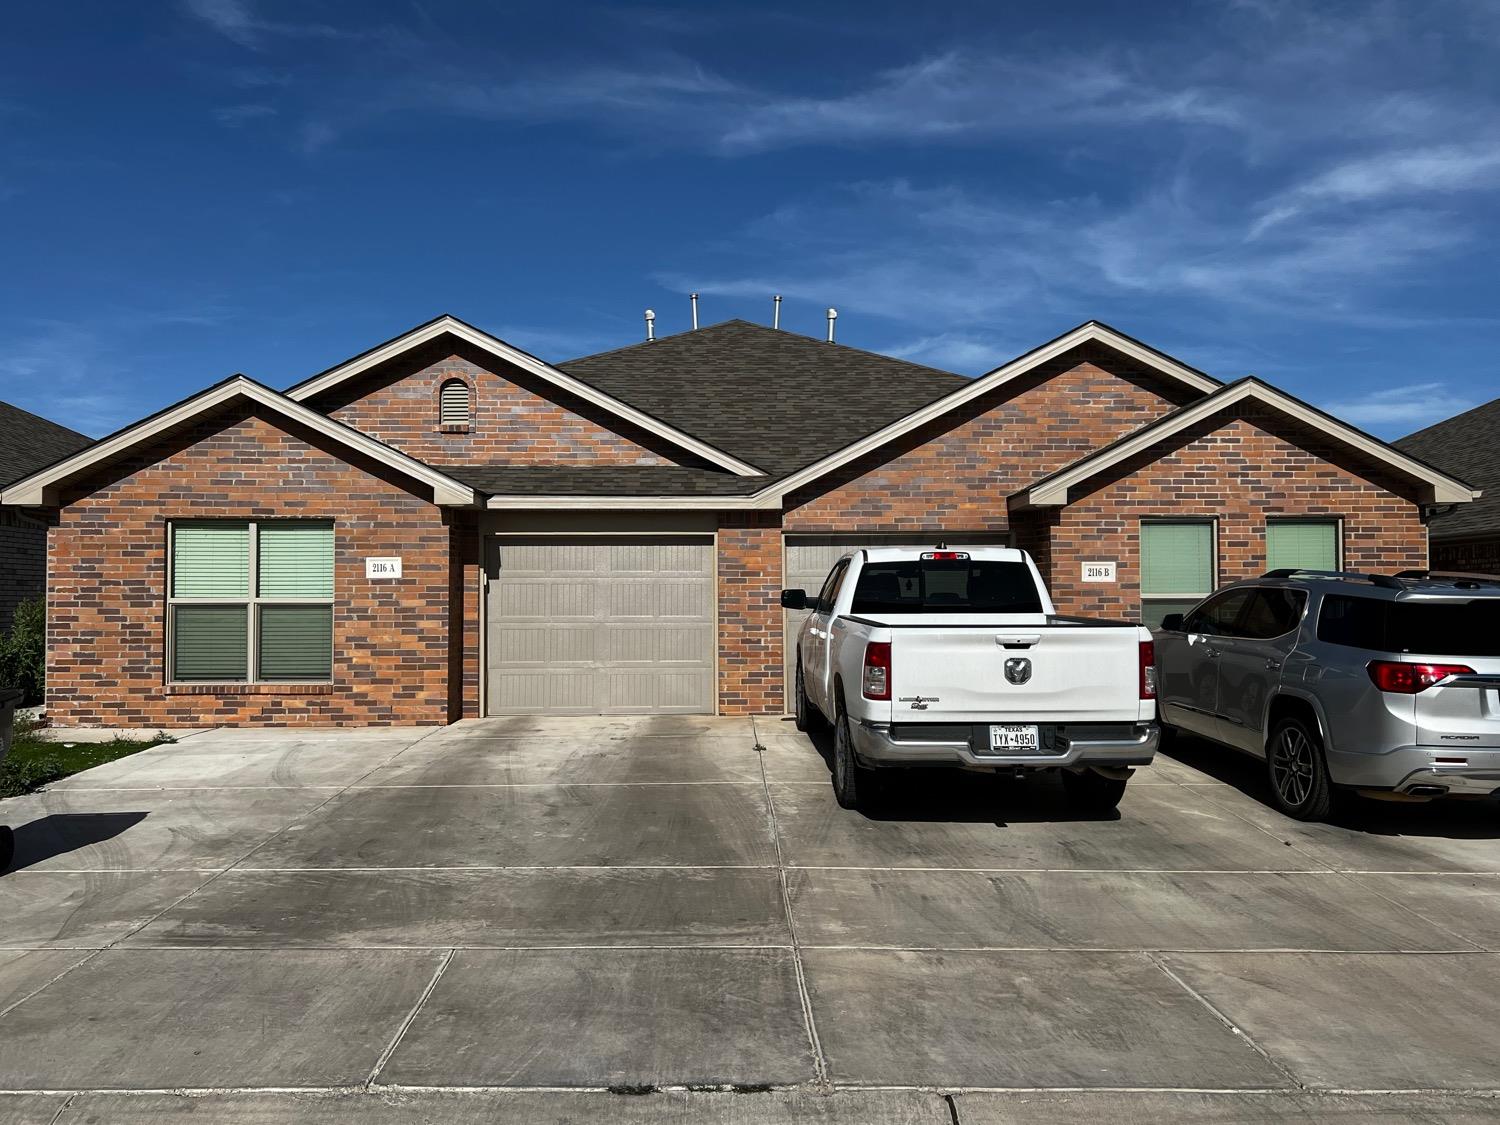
[1139,517,1218,623]
[165,519,335,686]
[1265,516,1343,573]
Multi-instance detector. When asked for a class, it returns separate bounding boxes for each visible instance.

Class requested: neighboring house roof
[558,320,970,479]
[1011,378,1478,510]
[0,375,475,508]
[0,400,92,488]
[1397,398,1500,540]
[284,314,764,478]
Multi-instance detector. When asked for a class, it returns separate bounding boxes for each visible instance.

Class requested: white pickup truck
[781,545,1160,812]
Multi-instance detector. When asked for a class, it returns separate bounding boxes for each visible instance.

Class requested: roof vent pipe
[644,309,656,343]
[826,307,837,343]
[690,293,699,331]
[773,294,782,330]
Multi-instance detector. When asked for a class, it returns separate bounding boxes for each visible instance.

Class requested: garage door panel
[607,580,711,620]
[490,624,596,666]
[496,580,600,621]
[488,536,714,716]
[603,622,714,665]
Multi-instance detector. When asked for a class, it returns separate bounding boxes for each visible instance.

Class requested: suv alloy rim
[1271,725,1315,806]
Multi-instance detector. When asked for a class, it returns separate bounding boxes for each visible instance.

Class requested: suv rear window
[1318,595,1500,656]
[851,560,1043,615]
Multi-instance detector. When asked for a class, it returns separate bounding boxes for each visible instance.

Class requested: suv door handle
[1205,647,1221,658]
[1265,659,1282,671]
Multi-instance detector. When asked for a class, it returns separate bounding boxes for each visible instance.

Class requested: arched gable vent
[439,379,472,427]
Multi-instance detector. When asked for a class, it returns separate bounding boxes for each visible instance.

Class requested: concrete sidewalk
[2,715,1500,1121]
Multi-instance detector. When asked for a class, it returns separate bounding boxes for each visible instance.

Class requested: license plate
[989,724,1040,752]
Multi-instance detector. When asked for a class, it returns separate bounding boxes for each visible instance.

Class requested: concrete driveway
[2,717,1500,1123]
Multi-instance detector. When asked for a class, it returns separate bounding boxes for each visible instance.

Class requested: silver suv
[1155,569,1500,820]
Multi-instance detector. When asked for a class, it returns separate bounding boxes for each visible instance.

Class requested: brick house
[0,400,92,631]
[1397,399,1500,573]
[0,315,1476,726]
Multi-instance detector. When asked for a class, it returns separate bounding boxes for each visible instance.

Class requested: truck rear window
[1318,595,1500,656]
[851,560,1043,614]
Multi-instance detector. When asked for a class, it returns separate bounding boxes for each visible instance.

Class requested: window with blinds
[439,379,471,426]
[1266,519,1339,574]
[169,521,334,683]
[1140,520,1215,629]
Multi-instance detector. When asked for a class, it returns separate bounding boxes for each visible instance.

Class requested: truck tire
[832,708,880,811]
[1062,768,1128,815]
[794,656,824,733]
[1266,715,1336,822]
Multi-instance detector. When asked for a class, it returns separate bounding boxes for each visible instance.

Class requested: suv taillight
[1139,639,1157,700]
[1367,660,1473,694]
[862,641,892,700]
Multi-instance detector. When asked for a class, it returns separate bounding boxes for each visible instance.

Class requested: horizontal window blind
[172,605,249,680]
[258,605,333,680]
[258,522,334,599]
[1141,522,1213,595]
[440,379,470,425]
[172,523,250,598]
[1267,521,1337,573]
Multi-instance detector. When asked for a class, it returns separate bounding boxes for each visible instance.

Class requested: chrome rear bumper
[849,720,1158,770]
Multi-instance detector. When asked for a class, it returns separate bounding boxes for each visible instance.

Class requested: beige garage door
[782,533,1012,707]
[487,536,715,715]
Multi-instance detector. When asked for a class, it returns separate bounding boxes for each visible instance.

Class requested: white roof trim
[486,493,779,510]
[285,315,764,478]
[755,321,1221,501]
[1018,380,1479,509]
[1,376,476,508]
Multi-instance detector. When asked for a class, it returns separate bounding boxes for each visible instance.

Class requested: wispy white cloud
[1322,382,1488,432]
[1252,141,1500,235]
[717,51,1242,154]
[179,0,359,50]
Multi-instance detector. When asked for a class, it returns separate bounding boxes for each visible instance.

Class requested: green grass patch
[0,721,175,798]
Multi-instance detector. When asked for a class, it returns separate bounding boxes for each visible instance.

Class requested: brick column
[717,512,783,715]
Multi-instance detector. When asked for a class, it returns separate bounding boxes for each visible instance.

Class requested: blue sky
[2,0,1498,439]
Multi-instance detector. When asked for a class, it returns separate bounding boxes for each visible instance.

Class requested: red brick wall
[785,350,1196,532]
[717,513,783,715]
[48,406,456,726]
[309,342,680,468]
[1430,536,1500,575]
[1041,407,1429,619]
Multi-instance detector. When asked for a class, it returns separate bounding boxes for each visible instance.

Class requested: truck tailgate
[885,621,1144,723]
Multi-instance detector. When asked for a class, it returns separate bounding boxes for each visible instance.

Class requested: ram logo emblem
[1004,657,1032,686]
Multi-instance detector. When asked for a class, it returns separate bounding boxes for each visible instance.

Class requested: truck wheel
[1062,768,1128,815]
[1266,715,1336,821]
[794,657,824,733]
[832,709,879,811]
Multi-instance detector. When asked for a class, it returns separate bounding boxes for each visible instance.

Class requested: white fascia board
[1022,381,1479,509]
[486,493,781,510]
[759,322,1221,502]
[1,377,475,508]
[286,316,764,478]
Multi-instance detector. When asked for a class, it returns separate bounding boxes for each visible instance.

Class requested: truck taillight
[1139,640,1157,700]
[862,641,892,700]
[1367,660,1472,694]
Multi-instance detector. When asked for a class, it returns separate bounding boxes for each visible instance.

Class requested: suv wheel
[832,708,879,811]
[794,657,823,733]
[1062,767,1128,815]
[1267,715,1336,821]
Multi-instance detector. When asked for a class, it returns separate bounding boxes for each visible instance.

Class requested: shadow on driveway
[1163,732,1500,840]
[795,726,1121,825]
[1,811,148,874]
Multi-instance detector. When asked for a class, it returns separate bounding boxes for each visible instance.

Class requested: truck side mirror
[1160,613,1185,632]
[780,589,809,610]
